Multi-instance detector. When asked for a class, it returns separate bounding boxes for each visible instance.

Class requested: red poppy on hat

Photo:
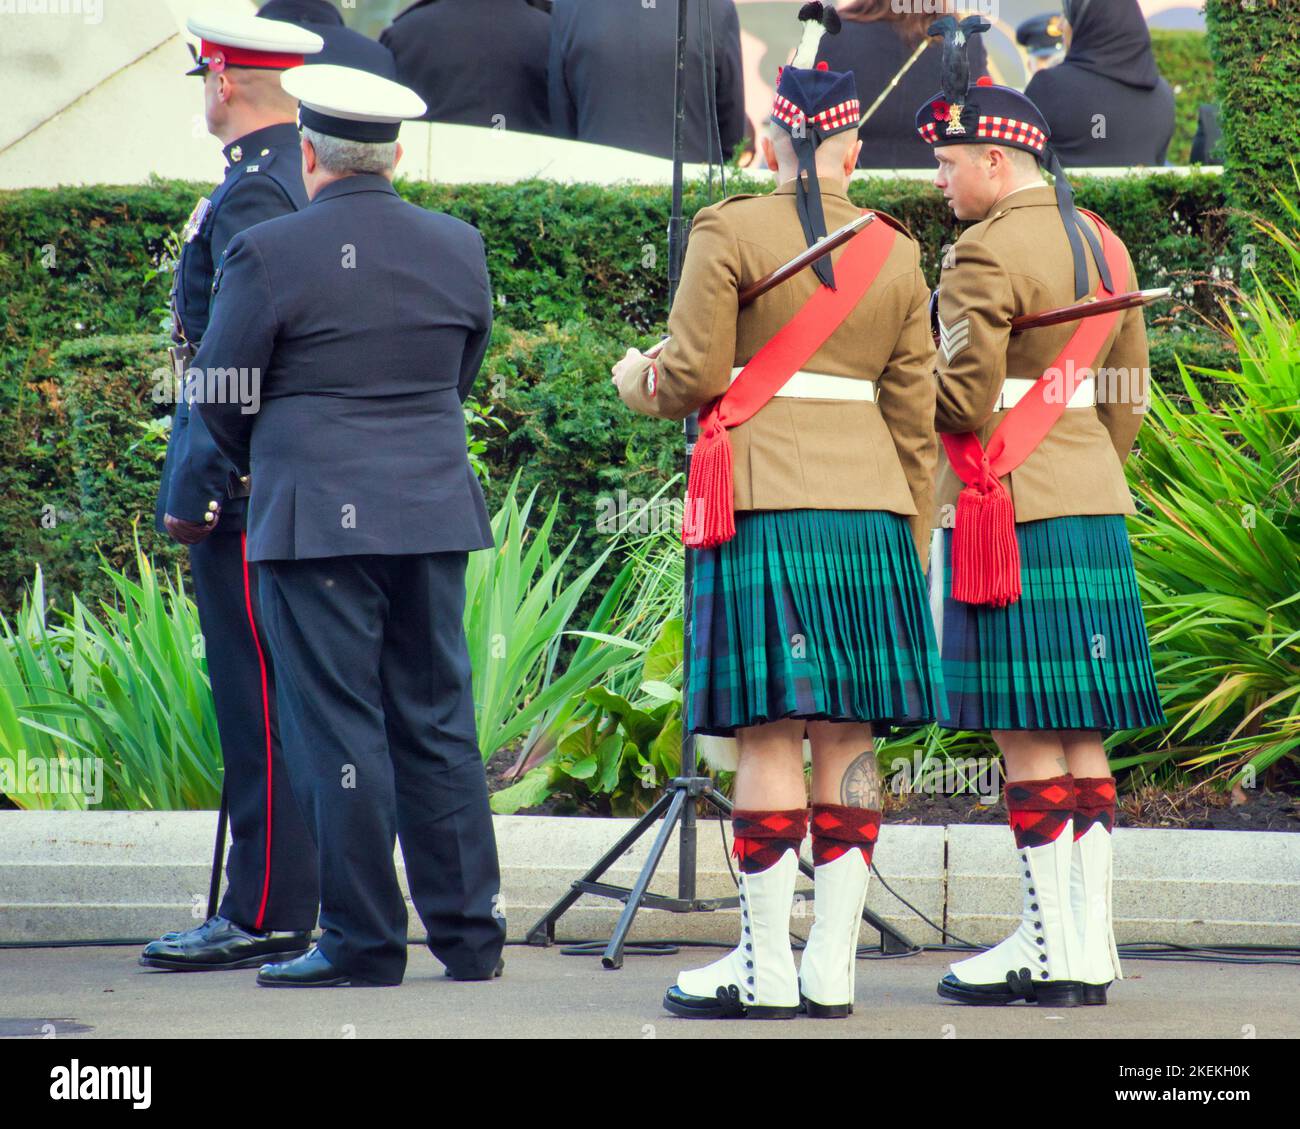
[931,99,951,122]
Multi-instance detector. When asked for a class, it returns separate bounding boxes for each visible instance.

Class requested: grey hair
[301,125,397,176]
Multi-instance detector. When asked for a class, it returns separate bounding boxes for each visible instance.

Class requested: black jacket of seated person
[1025,0,1175,168]
[548,0,746,162]
[381,0,552,133]
[816,16,987,170]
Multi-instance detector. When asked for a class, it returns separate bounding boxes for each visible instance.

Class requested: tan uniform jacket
[933,184,1151,527]
[618,176,938,562]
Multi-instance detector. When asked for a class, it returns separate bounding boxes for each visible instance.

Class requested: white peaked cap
[184,11,323,75]
[283,64,427,141]
[186,11,325,55]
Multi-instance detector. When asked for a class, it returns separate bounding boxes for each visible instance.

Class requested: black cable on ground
[3,937,1298,967]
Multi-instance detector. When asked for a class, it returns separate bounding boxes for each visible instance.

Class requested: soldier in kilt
[612,4,941,1020]
[916,17,1165,1007]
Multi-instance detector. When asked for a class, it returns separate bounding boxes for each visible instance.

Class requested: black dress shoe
[663,984,799,1020]
[139,916,311,972]
[936,970,1084,1007]
[257,944,398,988]
[1082,982,1110,1005]
[444,957,505,981]
[800,993,853,1019]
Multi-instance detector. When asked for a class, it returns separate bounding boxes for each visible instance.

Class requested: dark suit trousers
[256,552,505,985]
[187,532,320,932]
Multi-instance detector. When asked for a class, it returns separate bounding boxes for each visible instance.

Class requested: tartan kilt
[930,514,1166,732]
[685,508,941,736]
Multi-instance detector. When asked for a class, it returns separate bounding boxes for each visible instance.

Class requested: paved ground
[2,943,1297,1040]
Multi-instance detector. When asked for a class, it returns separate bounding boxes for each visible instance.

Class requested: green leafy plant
[464,394,506,486]
[465,475,633,763]
[1124,192,1300,786]
[493,616,683,817]
[0,543,221,811]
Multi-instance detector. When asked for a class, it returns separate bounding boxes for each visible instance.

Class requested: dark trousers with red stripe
[256,551,505,985]
[188,532,320,932]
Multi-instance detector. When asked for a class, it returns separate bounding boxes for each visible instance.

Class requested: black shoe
[663,984,799,1020]
[443,957,505,981]
[256,944,396,988]
[139,916,311,972]
[800,994,853,1019]
[1082,982,1110,1005]
[936,970,1085,1007]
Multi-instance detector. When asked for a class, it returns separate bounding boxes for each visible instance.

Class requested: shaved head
[765,122,860,175]
[222,66,299,117]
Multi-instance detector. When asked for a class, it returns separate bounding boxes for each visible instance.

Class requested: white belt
[728,367,877,402]
[996,375,1096,411]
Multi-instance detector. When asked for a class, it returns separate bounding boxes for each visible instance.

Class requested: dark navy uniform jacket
[380,0,551,134]
[194,174,496,563]
[155,122,307,533]
[257,0,397,76]
[301,22,397,77]
[548,0,746,162]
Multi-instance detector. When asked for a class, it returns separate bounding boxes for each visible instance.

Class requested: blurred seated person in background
[257,0,395,78]
[1025,0,1174,168]
[816,0,987,170]
[1017,12,1066,76]
[1190,103,1222,165]
[381,0,552,134]
[549,0,747,163]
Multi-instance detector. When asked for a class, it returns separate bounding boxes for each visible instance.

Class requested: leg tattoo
[840,752,881,810]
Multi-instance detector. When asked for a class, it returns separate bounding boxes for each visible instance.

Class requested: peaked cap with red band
[185,11,324,77]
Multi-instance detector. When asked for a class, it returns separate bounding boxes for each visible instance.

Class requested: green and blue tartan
[686,508,941,736]
[932,514,1165,732]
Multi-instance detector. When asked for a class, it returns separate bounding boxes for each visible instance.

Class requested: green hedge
[0,173,1235,611]
[1150,30,1217,167]
[1206,0,1300,287]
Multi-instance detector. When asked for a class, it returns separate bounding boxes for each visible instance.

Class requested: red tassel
[951,480,1022,607]
[682,411,736,549]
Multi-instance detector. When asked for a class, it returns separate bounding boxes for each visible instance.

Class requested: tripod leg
[205,786,229,921]
[523,790,677,946]
[704,790,733,816]
[601,788,689,970]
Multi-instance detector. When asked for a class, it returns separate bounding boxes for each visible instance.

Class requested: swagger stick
[932,287,1172,348]
[1011,287,1171,334]
[644,210,878,360]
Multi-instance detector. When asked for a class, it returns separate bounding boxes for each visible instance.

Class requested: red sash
[941,211,1131,607]
[682,215,898,549]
